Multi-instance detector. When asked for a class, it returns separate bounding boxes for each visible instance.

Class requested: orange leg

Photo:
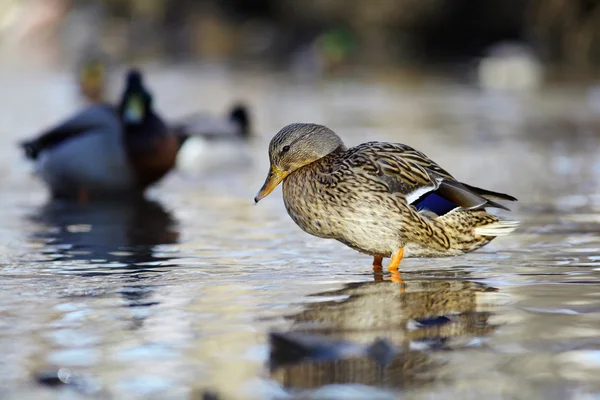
[388,248,404,286]
[77,188,90,204]
[372,256,383,272]
[387,248,404,272]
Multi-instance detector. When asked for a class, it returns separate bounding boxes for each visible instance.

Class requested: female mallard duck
[255,123,518,272]
[21,69,184,201]
[77,57,107,104]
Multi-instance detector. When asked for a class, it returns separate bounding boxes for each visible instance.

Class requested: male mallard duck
[74,59,251,172]
[75,56,251,140]
[21,69,184,201]
[255,123,518,273]
[76,56,251,148]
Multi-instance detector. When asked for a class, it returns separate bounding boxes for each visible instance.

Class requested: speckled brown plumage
[256,123,518,264]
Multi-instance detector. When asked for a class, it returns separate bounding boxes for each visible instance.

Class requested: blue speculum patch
[413,192,458,215]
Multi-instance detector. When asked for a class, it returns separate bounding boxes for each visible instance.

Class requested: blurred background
[1,0,599,81]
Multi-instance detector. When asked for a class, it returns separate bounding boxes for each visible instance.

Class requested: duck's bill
[254,166,289,203]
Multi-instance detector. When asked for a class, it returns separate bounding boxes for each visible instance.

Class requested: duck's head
[78,58,105,103]
[254,123,345,203]
[119,69,151,125]
[229,103,251,137]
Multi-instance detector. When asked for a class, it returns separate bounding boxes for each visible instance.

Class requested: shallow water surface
[1,69,600,399]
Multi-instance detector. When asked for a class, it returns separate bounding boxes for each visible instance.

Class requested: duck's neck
[316,145,346,166]
[286,145,346,182]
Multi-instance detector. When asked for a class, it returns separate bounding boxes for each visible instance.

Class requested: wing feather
[21,104,117,160]
[343,142,515,211]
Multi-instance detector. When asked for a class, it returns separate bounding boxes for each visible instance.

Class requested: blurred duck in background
[21,68,185,202]
[75,58,253,174]
[77,56,108,104]
[172,104,250,140]
[173,103,252,174]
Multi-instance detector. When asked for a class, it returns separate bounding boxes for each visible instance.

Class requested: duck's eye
[282,145,290,153]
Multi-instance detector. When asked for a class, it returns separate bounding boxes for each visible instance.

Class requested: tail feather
[436,180,516,212]
[407,209,518,257]
[462,183,518,202]
[21,141,40,160]
[474,220,519,237]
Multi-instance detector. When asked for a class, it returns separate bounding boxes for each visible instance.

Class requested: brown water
[1,66,600,399]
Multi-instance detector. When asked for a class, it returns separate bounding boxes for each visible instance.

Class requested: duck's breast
[124,113,182,189]
[126,132,180,188]
[283,167,407,257]
[282,168,352,240]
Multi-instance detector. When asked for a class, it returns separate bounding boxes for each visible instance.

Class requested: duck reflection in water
[27,198,179,321]
[29,198,178,266]
[270,272,499,392]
